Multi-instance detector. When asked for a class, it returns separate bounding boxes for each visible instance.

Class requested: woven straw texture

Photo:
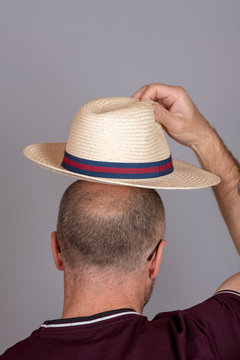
[66,97,170,162]
[23,97,220,189]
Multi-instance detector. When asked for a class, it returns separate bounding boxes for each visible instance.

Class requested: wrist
[190,127,219,170]
[190,126,239,187]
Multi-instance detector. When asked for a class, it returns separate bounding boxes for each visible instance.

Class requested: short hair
[56,180,165,273]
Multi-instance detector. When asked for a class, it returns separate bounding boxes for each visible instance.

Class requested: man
[1,84,239,359]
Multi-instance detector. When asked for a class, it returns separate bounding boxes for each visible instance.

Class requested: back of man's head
[56,180,165,277]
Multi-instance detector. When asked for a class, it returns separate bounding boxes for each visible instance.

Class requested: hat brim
[23,143,220,189]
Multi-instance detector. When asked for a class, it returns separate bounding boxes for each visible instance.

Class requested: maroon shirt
[1,290,240,359]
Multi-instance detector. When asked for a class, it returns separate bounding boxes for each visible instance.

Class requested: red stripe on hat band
[62,156,173,174]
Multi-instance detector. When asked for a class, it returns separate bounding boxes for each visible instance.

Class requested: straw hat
[23,97,220,189]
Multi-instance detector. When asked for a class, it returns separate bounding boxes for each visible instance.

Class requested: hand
[132,83,215,151]
[133,84,240,255]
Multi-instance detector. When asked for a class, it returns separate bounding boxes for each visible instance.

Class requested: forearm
[133,83,240,252]
[191,124,240,253]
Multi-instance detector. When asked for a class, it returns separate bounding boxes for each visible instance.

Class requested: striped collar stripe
[215,290,240,297]
[41,311,139,328]
[61,151,174,179]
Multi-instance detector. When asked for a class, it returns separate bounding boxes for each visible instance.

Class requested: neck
[61,269,145,318]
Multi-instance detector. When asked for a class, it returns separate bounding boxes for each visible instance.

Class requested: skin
[51,181,166,318]
[52,83,240,318]
[133,83,240,293]
[52,231,163,317]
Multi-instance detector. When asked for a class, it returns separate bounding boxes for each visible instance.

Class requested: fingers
[133,83,185,110]
[153,103,171,126]
[153,103,180,131]
[141,84,181,109]
[131,85,149,99]
[132,83,182,127]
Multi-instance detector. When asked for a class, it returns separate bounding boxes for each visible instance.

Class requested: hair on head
[57,180,165,273]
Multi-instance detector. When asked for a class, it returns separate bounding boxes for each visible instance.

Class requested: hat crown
[65,97,171,163]
[23,96,220,188]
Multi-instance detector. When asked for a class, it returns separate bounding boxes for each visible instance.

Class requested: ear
[148,240,166,279]
[51,231,64,271]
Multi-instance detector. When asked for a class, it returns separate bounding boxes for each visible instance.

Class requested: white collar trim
[41,311,139,328]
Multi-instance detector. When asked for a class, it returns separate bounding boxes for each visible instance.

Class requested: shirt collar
[41,308,139,328]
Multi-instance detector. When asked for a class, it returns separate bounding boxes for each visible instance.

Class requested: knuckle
[155,107,165,122]
[176,86,186,94]
[159,111,165,123]
[148,83,158,89]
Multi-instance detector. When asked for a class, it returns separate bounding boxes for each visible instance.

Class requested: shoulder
[151,290,240,359]
[153,290,240,323]
[182,289,240,324]
[152,290,240,333]
[0,329,40,360]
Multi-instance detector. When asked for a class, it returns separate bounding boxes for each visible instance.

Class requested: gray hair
[56,180,165,273]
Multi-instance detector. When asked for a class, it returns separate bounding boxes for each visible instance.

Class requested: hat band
[61,150,174,179]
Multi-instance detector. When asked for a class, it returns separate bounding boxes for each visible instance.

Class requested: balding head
[56,180,165,275]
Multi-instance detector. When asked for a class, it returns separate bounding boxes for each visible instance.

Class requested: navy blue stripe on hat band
[61,150,174,179]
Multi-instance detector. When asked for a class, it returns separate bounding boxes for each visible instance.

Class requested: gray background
[1,0,239,353]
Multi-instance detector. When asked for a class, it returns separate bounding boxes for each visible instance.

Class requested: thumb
[153,103,171,127]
